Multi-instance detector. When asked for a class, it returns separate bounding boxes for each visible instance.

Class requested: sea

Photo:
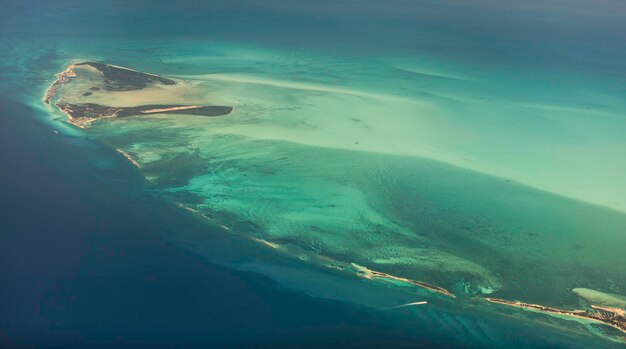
[1,0,625,348]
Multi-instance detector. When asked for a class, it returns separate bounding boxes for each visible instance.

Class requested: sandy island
[44,62,232,128]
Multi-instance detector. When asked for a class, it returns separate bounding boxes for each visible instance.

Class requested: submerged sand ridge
[44,62,232,127]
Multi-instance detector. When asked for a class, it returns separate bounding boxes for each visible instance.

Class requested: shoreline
[43,62,626,214]
[485,298,626,335]
[41,61,626,345]
[103,121,626,344]
[43,63,232,128]
[163,201,626,343]
[350,263,457,299]
[43,64,77,104]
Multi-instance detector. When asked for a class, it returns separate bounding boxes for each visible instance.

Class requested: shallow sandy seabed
[43,44,626,343]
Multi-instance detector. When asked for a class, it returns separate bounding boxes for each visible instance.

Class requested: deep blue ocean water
[0,100,459,348]
[0,98,608,348]
[1,1,624,347]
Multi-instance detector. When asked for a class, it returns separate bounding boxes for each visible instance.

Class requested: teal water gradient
[2,0,625,347]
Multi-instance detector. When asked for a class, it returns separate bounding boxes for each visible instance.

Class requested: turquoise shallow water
[2,0,626,347]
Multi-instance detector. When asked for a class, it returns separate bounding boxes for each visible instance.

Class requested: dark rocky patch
[77,62,176,91]
[166,106,233,116]
[56,103,232,120]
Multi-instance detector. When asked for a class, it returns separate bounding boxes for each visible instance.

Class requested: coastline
[43,63,232,128]
[5,0,626,346]
[43,64,77,104]
[39,61,626,345]
[485,298,626,335]
[139,199,626,343]
[5,98,487,348]
[43,62,626,214]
